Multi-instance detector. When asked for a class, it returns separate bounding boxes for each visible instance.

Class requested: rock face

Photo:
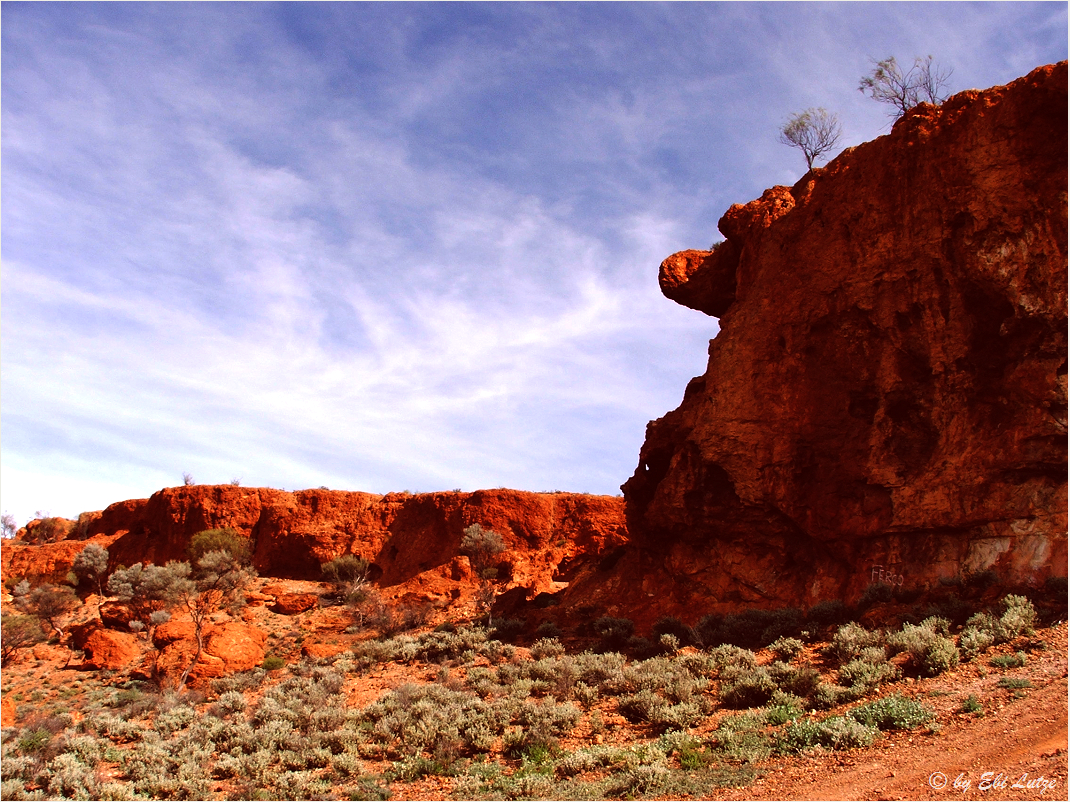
[621,63,1068,616]
[2,486,627,608]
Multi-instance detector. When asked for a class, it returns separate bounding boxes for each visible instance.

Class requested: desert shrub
[1,614,44,665]
[826,622,882,665]
[859,582,896,607]
[506,698,582,756]
[708,644,758,671]
[570,650,629,690]
[764,692,805,726]
[212,669,267,694]
[806,599,852,629]
[958,625,995,661]
[491,618,525,642]
[616,690,703,732]
[321,554,372,606]
[768,660,822,698]
[72,543,110,595]
[13,584,79,638]
[651,616,695,647]
[887,620,959,677]
[362,683,505,757]
[848,694,933,730]
[997,677,1032,690]
[995,595,1036,642]
[262,654,285,671]
[30,516,72,543]
[769,636,805,661]
[593,616,635,651]
[959,694,983,714]
[702,607,803,649]
[187,527,253,565]
[838,650,899,692]
[529,637,566,661]
[712,711,773,763]
[810,682,855,710]
[534,620,563,639]
[990,651,1027,669]
[776,716,878,753]
[47,751,101,799]
[719,665,776,709]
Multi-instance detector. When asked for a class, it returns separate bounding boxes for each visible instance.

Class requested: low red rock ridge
[2,485,628,613]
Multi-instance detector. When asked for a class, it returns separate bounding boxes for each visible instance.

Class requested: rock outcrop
[2,486,627,610]
[620,63,1068,617]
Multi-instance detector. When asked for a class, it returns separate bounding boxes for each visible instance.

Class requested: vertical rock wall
[622,63,1068,612]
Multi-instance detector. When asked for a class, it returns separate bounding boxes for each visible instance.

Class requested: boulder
[82,629,142,670]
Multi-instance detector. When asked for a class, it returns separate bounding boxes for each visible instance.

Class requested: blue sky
[2,2,1066,525]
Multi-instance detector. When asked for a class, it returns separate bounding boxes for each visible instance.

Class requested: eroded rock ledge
[620,62,1068,616]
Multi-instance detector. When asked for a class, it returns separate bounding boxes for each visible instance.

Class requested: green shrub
[990,651,1027,669]
[859,582,895,607]
[262,654,285,671]
[776,716,878,753]
[188,527,253,565]
[535,621,562,639]
[959,694,983,714]
[921,637,959,676]
[616,690,703,732]
[997,677,1032,690]
[764,692,805,726]
[530,637,566,660]
[848,694,932,730]
[811,682,854,710]
[651,616,695,647]
[713,711,773,763]
[708,644,757,671]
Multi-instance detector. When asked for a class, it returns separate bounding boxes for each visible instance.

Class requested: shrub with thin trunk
[1,614,44,664]
[73,543,110,596]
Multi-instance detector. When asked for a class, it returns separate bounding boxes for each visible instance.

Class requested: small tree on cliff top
[859,55,952,119]
[778,107,842,173]
[461,524,506,626]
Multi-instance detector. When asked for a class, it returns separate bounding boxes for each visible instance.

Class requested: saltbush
[719,665,776,709]
[826,622,883,665]
[769,636,804,661]
[776,716,878,752]
[887,620,959,677]
[848,694,933,730]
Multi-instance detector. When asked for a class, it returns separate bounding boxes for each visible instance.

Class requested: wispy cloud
[2,3,1065,523]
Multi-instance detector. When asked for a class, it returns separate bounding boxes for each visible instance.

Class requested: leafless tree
[778,107,843,172]
[858,56,952,119]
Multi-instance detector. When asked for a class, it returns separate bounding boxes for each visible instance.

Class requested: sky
[2,2,1066,526]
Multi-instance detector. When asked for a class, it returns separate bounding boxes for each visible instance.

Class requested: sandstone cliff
[2,486,627,612]
[619,62,1067,617]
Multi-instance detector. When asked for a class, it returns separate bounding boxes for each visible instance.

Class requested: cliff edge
[619,62,1067,615]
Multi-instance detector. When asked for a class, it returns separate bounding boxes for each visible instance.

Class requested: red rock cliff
[620,63,1068,615]
[2,486,627,608]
